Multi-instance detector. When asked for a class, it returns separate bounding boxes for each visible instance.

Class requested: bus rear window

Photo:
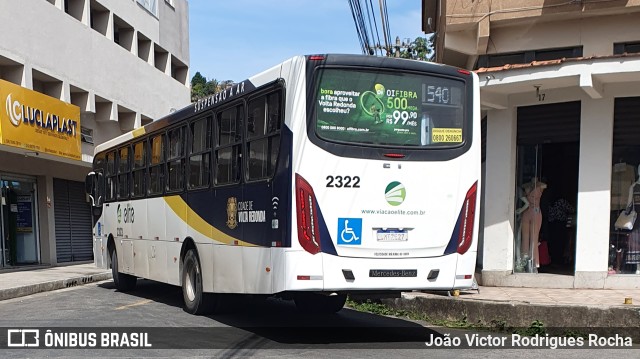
[315,69,465,148]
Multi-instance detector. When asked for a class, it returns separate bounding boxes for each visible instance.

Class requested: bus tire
[294,293,347,314]
[110,248,137,292]
[182,249,215,315]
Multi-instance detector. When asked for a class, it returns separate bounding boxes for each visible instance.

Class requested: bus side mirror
[85,172,94,197]
[85,172,104,208]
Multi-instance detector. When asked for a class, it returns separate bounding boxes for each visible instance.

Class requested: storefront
[479,55,640,289]
[1,79,92,267]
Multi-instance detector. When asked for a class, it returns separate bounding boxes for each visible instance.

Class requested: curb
[381,293,640,328]
[0,272,112,301]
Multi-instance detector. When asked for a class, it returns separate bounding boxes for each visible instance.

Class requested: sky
[188,0,426,83]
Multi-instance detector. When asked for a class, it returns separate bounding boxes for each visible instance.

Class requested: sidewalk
[0,263,111,301]
[0,263,639,329]
[383,286,640,329]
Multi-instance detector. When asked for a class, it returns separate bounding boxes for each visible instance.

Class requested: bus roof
[94,54,471,156]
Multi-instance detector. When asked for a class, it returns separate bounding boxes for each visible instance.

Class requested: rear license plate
[376,229,408,242]
[369,269,417,277]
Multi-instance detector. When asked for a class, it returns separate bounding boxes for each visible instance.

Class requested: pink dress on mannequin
[521,179,547,269]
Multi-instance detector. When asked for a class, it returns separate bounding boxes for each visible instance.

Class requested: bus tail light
[295,174,321,254]
[457,182,478,255]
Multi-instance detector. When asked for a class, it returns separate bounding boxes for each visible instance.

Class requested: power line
[348,0,392,56]
[348,0,373,55]
[365,0,382,55]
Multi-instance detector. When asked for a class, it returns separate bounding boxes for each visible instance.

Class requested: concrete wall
[0,0,190,267]
[440,2,640,67]
[0,0,190,159]
[482,108,517,273]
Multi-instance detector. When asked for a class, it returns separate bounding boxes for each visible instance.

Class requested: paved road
[0,280,636,358]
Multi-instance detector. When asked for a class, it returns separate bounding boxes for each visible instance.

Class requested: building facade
[429,0,640,288]
[0,0,190,267]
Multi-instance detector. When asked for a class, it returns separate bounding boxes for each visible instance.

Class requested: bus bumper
[284,251,473,292]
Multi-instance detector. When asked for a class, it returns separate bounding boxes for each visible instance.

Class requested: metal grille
[54,179,93,262]
[517,101,581,145]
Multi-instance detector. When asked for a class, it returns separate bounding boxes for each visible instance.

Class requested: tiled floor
[410,286,640,307]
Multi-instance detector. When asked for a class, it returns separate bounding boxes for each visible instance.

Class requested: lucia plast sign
[1,79,81,160]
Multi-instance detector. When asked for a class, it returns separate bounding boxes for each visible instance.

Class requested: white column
[482,107,518,273]
[82,0,91,26]
[574,97,614,287]
[39,176,57,265]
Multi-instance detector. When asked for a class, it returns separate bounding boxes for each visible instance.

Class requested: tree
[190,72,234,102]
[400,36,435,62]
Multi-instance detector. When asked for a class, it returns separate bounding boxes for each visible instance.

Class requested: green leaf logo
[117,204,122,224]
[385,181,406,206]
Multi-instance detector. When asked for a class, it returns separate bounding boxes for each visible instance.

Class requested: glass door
[514,143,579,274]
[514,145,544,273]
[0,176,39,267]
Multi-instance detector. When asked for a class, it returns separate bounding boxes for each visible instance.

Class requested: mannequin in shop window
[623,165,640,274]
[514,184,530,272]
[520,177,547,272]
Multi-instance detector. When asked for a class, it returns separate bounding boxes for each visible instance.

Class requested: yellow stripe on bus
[163,195,256,247]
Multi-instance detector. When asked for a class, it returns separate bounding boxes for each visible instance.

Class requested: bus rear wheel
[182,249,216,315]
[294,293,347,314]
[110,248,137,292]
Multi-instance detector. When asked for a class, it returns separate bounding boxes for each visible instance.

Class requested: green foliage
[190,72,234,102]
[346,298,473,328]
[514,320,546,336]
[346,298,408,317]
[400,36,434,62]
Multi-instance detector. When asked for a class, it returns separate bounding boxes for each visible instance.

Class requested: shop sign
[0,79,81,160]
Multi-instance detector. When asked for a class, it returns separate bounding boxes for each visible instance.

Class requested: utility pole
[378,0,390,55]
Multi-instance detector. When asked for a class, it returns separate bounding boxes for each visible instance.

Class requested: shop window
[514,102,580,274]
[166,127,185,192]
[148,134,165,195]
[117,147,130,200]
[246,91,281,181]
[215,104,243,185]
[609,97,640,275]
[188,116,211,189]
[131,141,146,198]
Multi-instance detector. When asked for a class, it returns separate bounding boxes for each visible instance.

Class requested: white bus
[85,54,481,315]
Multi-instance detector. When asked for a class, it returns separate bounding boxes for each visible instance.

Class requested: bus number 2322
[326,175,361,188]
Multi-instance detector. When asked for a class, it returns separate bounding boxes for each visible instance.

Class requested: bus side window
[246,91,281,181]
[131,140,147,198]
[117,146,130,200]
[188,115,211,189]
[105,151,117,202]
[215,104,243,185]
[148,134,165,196]
[167,127,185,192]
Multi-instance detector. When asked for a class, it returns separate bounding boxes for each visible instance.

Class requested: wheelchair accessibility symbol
[337,218,362,245]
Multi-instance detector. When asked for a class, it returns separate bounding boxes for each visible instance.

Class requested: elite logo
[385,181,406,206]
